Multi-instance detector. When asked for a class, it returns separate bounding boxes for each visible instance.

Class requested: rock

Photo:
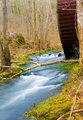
[58,53,62,57]
[33,103,36,107]
[48,53,52,56]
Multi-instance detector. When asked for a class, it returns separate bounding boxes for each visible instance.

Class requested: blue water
[0,52,70,120]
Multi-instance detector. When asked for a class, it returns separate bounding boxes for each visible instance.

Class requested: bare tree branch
[3,59,79,81]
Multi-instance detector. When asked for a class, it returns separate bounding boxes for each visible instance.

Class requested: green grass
[0,49,54,82]
[25,64,80,120]
[56,63,78,72]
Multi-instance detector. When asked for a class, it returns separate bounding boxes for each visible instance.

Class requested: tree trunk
[77,0,83,65]
[2,0,11,66]
[0,41,5,67]
[33,0,36,42]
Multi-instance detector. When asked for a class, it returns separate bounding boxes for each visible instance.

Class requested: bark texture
[77,0,83,65]
[2,0,11,66]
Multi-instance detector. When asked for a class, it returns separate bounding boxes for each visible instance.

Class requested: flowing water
[0,52,71,120]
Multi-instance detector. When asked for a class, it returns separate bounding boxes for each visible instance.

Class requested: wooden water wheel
[57,0,79,58]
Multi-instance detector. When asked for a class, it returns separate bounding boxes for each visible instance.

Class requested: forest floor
[25,65,83,120]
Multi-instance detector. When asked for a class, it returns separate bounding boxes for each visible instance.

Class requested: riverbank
[0,51,73,120]
[25,65,83,120]
[0,47,62,82]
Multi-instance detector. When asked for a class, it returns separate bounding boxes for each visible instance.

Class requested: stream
[0,52,71,120]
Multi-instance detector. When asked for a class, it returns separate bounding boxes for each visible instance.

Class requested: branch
[5,64,41,80]
[11,61,38,65]
[57,80,83,120]
[57,109,83,120]
[68,81,83,120]
[5,60,79,80]
[41,60,79,67]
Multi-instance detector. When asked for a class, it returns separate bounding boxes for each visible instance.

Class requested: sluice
[57,0,79,58]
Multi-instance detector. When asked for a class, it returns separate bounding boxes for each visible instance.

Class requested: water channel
[0,52,71,120]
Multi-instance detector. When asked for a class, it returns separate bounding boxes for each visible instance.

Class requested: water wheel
[57,0,79,58]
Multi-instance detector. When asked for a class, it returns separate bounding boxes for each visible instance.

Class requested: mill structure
[57,0,79,58]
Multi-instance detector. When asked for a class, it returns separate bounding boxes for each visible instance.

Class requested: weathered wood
[69,81,83,120]
[41,60,79,67]
[4,60,79,81]
[11,61,38,65]
[6,64,40,80]
[57,109,83,120]
[57,80,83,120]
[57,0,79,58]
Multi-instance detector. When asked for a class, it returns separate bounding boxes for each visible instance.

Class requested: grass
[56,63,79,72]
[0,48,62,82]
[25,64,83,120]
[0,52,31,82]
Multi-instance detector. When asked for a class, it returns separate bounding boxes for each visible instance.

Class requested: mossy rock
[15,34,25,46]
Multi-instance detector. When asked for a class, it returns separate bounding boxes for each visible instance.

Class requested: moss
[15,34,25,46]
[0,49,50,82]
[0,52,31,82]
[25,65,81,120]
[0,68,20,82]
[57,63,78,72]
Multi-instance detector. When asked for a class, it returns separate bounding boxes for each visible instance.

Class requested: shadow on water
[0,52,71,120]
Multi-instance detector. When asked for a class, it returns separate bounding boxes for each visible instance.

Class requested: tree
[1,0,11,67]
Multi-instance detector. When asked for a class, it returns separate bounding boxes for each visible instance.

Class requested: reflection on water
[0,52,70,120]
